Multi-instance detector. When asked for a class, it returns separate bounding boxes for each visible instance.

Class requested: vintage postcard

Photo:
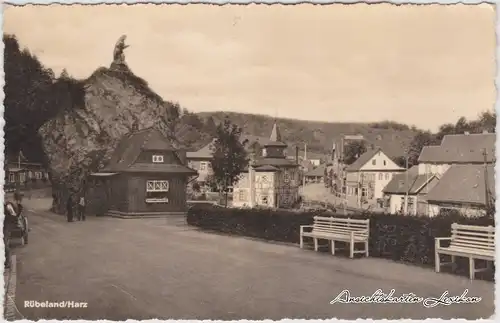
[2,3,496,321]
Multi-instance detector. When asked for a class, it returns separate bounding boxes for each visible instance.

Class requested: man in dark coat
[66,196,74,222]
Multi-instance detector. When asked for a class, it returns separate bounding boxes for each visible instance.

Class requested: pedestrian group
[66,193,86,222]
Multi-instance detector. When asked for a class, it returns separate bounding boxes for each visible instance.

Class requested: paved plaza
[8,197,495,320]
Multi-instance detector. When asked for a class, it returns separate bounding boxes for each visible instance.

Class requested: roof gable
[418,133,496,164]
[425,164,494,206]
[345,149,379,171]
[186,140,216,159]
[346,148,403,172]
[103,128,185,172]
[305,165,326,177]
[383,168,436,195]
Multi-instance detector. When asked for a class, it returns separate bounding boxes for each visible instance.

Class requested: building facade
[344,148,405,201]
[382,166,439,215]
[4,152,50,192]
[186,140,215,184]
[89,128,197,217]
[383,132,495,216]
[233,122,300,208]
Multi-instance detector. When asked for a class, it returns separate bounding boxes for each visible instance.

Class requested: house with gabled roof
[89,127,197,218]
[417,132,495,176]
[186,139,216,184]
[344,148,405,201]
[387,131,497,216]
[4,151,49,192]
[233,122,300,208]
[425,164,494,217]
[382,166,439,215]
[304,165,326,183]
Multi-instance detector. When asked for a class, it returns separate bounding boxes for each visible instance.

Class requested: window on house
[9,173,15,183]
[385,173,390,180]
[283,173,290,183]
[152,155,164,163]
[28,171,33,178]
[261,195,269,205]
[372,159,376,166]
[199,162,207,171]
[35,172,42,179]
[383,160,387,166]
[20,173,26,183]
[378,173,383,180]
[146,180,169,203]
[238,190,247,202]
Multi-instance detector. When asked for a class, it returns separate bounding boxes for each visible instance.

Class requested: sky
[4,3,496,131]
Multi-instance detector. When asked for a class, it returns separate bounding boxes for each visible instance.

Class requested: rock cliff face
[39,38,178,213]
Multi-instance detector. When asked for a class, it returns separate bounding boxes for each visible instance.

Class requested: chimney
[464,131,470,135]
[483,130,489,134]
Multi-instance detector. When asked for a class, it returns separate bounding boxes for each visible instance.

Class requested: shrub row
[187,205,495,279]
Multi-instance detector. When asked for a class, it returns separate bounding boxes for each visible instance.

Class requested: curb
[187,226,299,248]
[3,255,18,320]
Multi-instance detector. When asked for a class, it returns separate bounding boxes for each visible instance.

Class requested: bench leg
[314,238,318,252]
[365,241,369,257]
[331,240,335,255]
[451,255,456,272]
[469,257,475,280]
[435,252,440,273]
[300,235,303,249]
[349,243,354,259]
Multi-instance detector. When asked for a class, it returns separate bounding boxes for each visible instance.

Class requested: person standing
[78,195,86,221]
[66,195,74,222]
[3,202,15,269]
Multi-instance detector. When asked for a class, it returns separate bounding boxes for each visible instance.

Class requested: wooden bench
[300,216,370,258]
[435,223,495,280]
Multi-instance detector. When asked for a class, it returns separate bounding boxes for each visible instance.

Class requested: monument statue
[113,35,129,65]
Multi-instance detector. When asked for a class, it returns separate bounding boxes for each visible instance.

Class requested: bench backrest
[449,223,495,254]
[312,216,370,237]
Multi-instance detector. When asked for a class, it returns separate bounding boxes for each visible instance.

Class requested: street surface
[10,197,495,320]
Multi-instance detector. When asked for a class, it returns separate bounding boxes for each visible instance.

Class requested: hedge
[187,205,495,280]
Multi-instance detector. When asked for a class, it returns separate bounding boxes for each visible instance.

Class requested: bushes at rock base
[187,205,494,279]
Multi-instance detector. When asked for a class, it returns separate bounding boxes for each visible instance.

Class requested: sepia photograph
[2,3,496,320]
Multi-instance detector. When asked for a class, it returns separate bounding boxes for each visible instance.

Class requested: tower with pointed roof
[233,121,300,209]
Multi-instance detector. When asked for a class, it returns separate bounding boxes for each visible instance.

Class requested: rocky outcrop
[39,36,178,213]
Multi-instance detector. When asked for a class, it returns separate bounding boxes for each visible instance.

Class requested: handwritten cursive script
[422,289,482,308]
[330,289,481,308]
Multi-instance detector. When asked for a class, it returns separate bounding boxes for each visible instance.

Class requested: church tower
[263,121,287,159]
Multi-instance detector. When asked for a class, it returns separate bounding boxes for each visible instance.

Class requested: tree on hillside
[406,131,439,167]
[4,34,87,164]
[392,156,407,168]
[204,116,218,136]
[478,110,496,133]
[434,110,496,141]
[343,141,367,165]
[248,141,262,157]
[211,118,249,207]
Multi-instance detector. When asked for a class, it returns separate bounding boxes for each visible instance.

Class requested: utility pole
[482,148,491,212]
[249,152,255,208]
[403,150,409,214]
